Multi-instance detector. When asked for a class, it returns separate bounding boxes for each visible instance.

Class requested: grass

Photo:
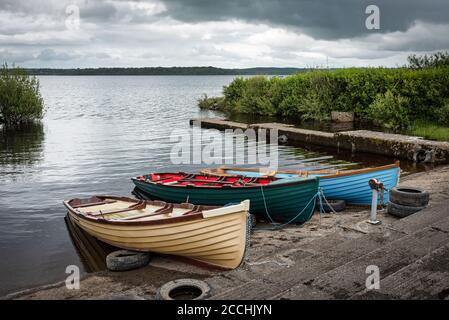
[409,121,449,141]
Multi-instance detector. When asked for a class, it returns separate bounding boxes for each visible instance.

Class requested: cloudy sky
[1,0,448,68]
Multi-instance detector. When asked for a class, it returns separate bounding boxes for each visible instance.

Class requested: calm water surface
[0,76,414,295]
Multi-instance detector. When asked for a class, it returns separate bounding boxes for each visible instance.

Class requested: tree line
[26,67,306,76]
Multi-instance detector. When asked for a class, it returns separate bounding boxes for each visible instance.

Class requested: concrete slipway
[4,162,449,300]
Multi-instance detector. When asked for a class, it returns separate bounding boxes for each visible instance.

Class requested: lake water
[0,76,411,296]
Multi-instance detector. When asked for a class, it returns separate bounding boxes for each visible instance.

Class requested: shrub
[367,90,411,130]
[223,77,246,106]
[223,76,272,114]
[294,72,337,121]
[436,101,449,125]
[198,53,449,131]
[408,51,449,69]
[235,76,275,115]
[275,75,308,118]
[198,94,225,110]
[0,64,44,127]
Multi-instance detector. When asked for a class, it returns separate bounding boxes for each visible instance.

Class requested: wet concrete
[190,118,449,164]
[4,164,449,300]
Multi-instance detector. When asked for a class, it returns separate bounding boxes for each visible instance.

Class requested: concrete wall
[191,118,449,164]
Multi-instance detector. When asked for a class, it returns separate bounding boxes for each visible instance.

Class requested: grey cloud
[0,0,69,15]
[79,1,118,22]
[95,52,112,59]
[0,0,118,23]
[0,49,36,63]
[3,0,449,41]
[372,23,449,52]
[37,49,78,61]
[160,0,449,40]
[0,0,448,67]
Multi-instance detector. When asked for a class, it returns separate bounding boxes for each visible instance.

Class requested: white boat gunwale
[63,195,249,226]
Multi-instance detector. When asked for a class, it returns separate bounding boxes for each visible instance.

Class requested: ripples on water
[0,75,359,295]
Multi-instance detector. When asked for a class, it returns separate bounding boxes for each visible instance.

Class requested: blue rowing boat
[200,162,400,205]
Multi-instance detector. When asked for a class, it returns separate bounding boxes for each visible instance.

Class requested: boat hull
[318,166,400,205]
[201,163,400,205]
[132,178,319,223]
[66,204,249,270]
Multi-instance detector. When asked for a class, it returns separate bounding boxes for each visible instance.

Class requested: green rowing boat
[131,172,319,223]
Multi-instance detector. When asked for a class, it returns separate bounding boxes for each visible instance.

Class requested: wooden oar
[157,177,263,187]
[177,178,238,184]
[175,178,264,186]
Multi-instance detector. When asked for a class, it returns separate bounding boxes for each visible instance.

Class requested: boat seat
[109,203,173,221]
[87,200,147,217]
[71,199,117,208]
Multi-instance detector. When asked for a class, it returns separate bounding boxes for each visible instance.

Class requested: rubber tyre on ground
[156,279,211,300]
[106,250,151,271]
[387,202,426,218]
[389,187,429,207]
[316,199,346,213]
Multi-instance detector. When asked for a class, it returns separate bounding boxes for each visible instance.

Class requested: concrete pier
[190,118,449,163]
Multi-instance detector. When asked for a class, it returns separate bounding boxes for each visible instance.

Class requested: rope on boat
[319,189,339,215]
[254,186,338,231]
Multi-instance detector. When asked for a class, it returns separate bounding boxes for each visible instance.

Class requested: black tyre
[316,199,346,213]
[387,202,426,218]
[390,187,429,207]
[106,250,151,271]
[156,279,211,300]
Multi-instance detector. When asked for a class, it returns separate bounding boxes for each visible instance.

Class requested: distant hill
[26,66,306,76]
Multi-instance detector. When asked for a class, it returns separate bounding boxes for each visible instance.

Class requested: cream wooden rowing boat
[64,196,250,270]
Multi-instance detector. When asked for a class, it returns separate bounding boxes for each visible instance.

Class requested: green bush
[294,72,337,121]
[367,90,411,130]
[436,101,449,125]
[0,64,44,127]
[223,76,276,115]
[407,51,449,69]
[198,94,225,110]
[200,63,449,131]
[223,77,247,106]
[273,76,307,118]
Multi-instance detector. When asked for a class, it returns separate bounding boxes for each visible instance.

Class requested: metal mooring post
[367,178,382,225]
